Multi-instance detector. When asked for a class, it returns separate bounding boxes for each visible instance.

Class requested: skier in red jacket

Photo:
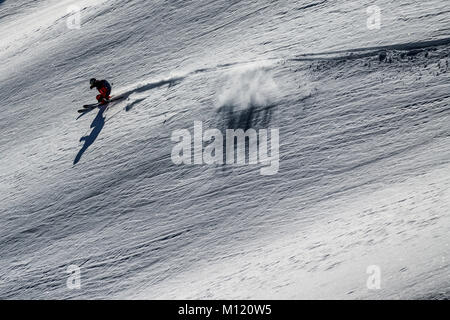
[90,78,112,105]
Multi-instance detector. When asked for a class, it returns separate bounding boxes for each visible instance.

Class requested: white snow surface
[0,0,449,299]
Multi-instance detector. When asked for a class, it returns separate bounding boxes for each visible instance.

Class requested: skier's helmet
[90,78,97,86]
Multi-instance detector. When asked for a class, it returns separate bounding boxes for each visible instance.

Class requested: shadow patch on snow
[132,77,183,94]
[73,107,107,165]
[292,37,450,62]
[113,76,184,105]
[125,98,146,112]
[217,104,275,131]
[216,104,276,173]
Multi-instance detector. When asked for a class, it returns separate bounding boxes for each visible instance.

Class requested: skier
[90,78,112,105]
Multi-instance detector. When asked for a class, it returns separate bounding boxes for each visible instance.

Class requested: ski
[83,103,100,108]
[78,108,94,113]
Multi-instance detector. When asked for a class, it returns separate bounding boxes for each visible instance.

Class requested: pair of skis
[77,102,107,113]
[77,94,125,113]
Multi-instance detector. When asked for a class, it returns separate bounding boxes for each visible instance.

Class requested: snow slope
[0,0,449,299]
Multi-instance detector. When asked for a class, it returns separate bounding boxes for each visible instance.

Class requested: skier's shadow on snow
[74,107,106,165]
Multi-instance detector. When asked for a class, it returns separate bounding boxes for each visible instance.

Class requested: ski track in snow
[0,0,449,299]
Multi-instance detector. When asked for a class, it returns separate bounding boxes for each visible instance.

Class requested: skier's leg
[100,88,109,101]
